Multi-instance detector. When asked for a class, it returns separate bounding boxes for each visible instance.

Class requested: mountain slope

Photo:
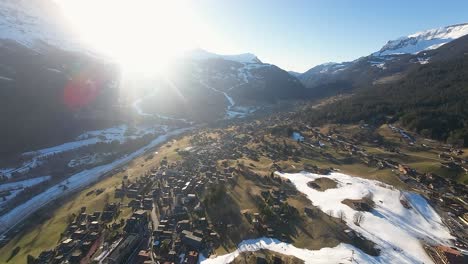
[0,39,120,157]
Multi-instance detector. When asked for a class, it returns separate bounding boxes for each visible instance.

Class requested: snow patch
[277,172,454,263]
[417,57,430,65]
[200,238,376,264]
[204,172,454,263]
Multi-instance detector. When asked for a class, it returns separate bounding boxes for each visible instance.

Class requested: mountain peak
[186,48,262,64]
[373,23,468,57]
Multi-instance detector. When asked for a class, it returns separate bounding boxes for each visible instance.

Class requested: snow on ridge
[374,23,468,56]
[203,171,454,264]
[407,23,468,40]
[0,0,79,50]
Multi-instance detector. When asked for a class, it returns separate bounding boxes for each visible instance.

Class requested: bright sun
[57,0,204,76]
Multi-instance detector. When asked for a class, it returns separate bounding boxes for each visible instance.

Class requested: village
[29,123,305,264]
[13,113,468,264]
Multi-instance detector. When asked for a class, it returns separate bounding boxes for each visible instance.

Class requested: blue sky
[190,0,468,72]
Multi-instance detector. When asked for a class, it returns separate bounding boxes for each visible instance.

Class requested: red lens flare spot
[63,76,101,110]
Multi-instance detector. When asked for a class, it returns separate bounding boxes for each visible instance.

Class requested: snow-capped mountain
[373,23,468,57]
[0,0,80,50]
[298,23,468,95]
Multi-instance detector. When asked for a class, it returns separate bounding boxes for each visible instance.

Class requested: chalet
[127,188,139,198]
[143,198,153,209]
[196,217,208,230]
[430,245,467,264]
[185,251,199,264]
[58,238,75,254]
[193,229,204,238]
[114,188,125,198]
[168,250,177,262]
[93,211,101,219]
[106,234,140,264]
[54,255,65,263]
[89,221,99,231]
[69,250,83,263]
[133,210,148,220]
[181,230,203,250]
[137,250,151,263]
[72,229,86,239]
[101,211,115,222]
[88,231,99,241]
[398,164,416,176]
[176,219,189,230]
[82,240,93,251]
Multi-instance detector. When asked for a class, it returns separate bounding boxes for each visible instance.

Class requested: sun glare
[57,0,204,76]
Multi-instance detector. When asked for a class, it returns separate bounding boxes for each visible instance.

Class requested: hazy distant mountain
[287,71,302,77]
[138,50,307,121]
[187,49,262,64]
[184,49,305,103]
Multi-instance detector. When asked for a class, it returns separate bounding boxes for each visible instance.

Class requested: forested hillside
[299,44,468,146]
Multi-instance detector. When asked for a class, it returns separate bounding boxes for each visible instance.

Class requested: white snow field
[0,127,190,236]
[201,172,453,264]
